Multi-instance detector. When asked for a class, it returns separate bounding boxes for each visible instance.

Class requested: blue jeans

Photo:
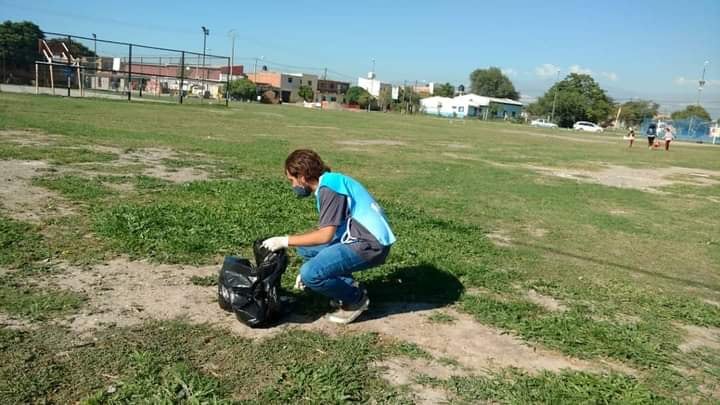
[297,242,378,305]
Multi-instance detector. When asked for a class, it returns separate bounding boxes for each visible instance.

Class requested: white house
[419,96,454,115]
[357,72,391,97]
[420,93,523,119]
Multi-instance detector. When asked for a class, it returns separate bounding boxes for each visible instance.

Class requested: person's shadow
[281,262,464,325]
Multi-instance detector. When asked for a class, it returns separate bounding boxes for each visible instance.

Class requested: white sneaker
[326,291,369,325]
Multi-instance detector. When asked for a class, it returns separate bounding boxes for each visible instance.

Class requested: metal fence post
[226,57,230,107]
[127,44,132,101]
[179,51,185,104]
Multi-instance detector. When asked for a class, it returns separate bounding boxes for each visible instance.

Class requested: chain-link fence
[24,32,232,105]
[639,117,718,144]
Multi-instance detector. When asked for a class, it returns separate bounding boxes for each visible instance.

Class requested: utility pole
[550,69,560,122]
[92,33,97,55]
[201,26,209,96]
[228,30,237,78]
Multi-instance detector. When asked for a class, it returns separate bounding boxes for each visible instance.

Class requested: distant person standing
[656,125,665,149]
[664,126,675,151]
[626,128,636,148]
[646,123,657,149]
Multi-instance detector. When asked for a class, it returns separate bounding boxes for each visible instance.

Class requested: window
[287,77,293,83]
[458,106,465,113]
[308,80,312,86]
[512,111,516,118]
[330,96,337,102]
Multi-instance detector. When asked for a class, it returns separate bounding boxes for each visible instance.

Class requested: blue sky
[2,0,719,117]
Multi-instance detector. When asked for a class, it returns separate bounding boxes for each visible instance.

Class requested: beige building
[246,70,318,102]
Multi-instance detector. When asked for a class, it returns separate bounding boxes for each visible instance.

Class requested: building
[420,93,523,119]
[316,79,350,103]
[357,72,391,97]
[246,70,318,102]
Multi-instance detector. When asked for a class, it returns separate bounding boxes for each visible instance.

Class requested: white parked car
[573,121,603,132]
[530,119,558,128]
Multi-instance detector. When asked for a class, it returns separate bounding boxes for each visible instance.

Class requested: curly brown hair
[284,149,331,181]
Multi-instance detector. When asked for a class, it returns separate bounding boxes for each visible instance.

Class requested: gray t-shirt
[317,187,388,263]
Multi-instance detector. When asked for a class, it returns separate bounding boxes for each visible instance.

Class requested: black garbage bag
[218,239,288,327]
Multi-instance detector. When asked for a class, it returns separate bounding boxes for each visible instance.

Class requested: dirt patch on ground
[286,125,338,130]
[486,230,513,247]
[499,129,617,145]
[83,146,211,183]
[50,257,624,377]
[526,289,567,312]
[0,129,64,146]
[679,324,720,353]
[335,139,406,146]
[376,357,462,404]
[528,164,720,192]
[0,160,74,222]
[0,312,37,330]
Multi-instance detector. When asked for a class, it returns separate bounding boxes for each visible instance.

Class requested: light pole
[201,26,209,94]
[550,69,561,123]
[92,33,97,55]
[254,56,263,102]
[697,60,710,106]
[227,30,236,78]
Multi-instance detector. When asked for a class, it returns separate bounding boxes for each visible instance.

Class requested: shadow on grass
[281,263,464,325]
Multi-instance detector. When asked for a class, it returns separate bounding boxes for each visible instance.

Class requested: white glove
[262,236,288,252]
[294,274,305,291]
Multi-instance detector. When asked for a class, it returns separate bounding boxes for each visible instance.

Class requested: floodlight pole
[697,60,709,106]
[550,69,560,123]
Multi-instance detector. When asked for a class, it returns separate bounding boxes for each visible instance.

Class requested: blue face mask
[293,185,312,198]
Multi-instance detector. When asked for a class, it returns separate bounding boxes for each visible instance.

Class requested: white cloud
[535,64,560,78]
[520,94,537,104]
[674,76,689,85]
[502,68,518,77]
[569,64,593,75]
[601,72,618,81]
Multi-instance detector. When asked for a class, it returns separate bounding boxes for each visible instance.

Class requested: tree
[671,105,711,122]
[527,73,613,128]
[298,84,314,102]
[618,99,659,127]
[0,20,44,81]
[433,82,455,97]
[225,78,256,100]
[346,86,373,108]
[469,67,519,100]
[378,86,393,111]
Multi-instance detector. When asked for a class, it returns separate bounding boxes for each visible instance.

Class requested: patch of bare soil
[499,129,617,144]
[83,146,211,183]
[528,164,720,192]
[679,324,720,353]
[376,357,461,404]
[0,160,74,222]
[0,312,36,330]
[286,125,338,130]
[0,129,63,146]
[51,257,627,378]
[335,139,406,146]
[526,289,567,312]
[486,230,512,247]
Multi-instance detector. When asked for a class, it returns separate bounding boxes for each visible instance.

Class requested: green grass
[419,368,671,404]
[0,216,48,268]
[0,274,85,320]
[0,321,411,404]
[2,92,720,402]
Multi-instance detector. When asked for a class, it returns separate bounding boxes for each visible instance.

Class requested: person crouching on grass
[262,149,396,324]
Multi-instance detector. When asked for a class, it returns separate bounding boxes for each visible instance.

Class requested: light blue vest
[316,172,396,246]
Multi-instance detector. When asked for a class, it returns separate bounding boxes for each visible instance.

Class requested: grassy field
[1,92,719,403]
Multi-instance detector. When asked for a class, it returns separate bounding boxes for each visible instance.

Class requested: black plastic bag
[217,239,288,327]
